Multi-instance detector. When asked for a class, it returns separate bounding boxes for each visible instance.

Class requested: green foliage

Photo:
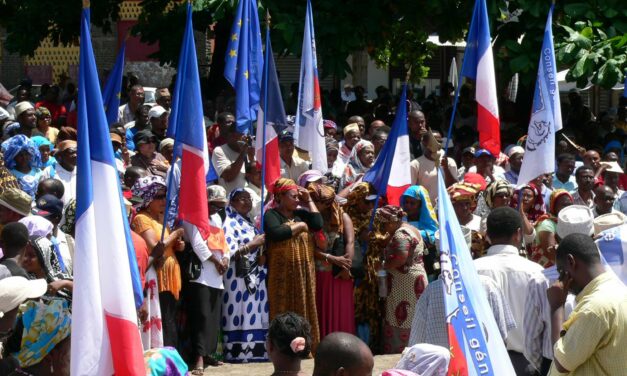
[556,1,627,89]
[0,0,122,56]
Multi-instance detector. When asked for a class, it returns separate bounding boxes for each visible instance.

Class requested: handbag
[329,236,345,277]
[179,242,202,281]
[235,253,251,278]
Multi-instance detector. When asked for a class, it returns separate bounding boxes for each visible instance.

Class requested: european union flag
[101,41,126,126]
[224,0,263,134]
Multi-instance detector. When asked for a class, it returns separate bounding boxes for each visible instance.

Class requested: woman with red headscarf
[530,189,574,267]
[264,178,323,350]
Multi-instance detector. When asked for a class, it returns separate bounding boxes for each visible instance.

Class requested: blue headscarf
[604,140,624,165]
[1,134,42,170]
[401,185,438,245]
[31,136,56,169]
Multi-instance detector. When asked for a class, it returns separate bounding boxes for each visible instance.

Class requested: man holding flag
[517,5,562,186]
[71,1,144,374]
[224,0,263,134]
[294,0,327,172]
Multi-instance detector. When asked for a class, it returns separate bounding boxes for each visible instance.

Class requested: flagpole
[259,9,271,232]
[443,2,476,157]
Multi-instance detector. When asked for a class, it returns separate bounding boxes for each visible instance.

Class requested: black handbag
[179,242,202,281]
[329,236,345,277]
[235,253,251,278]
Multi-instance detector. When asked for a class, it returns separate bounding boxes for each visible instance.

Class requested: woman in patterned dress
[263,178,323,351]
[375,205,428,354]
[221,188,268,363]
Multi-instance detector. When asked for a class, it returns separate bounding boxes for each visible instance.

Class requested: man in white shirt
[467,148,506,183]
[571,165,595,209]
[278,130,309,181]
[410,131,457,204]
[474,206,544,375]
[211,125,252,195]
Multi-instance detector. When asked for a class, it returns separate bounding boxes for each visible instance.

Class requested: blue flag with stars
[101,41,126,126]
[224,0,263,134]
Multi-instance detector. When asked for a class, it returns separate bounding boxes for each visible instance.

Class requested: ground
[203,354,401,375]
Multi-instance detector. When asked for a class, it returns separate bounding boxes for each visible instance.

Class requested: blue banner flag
[224,0,263,134]
[101,41,126,125]
[436,172,515,374]
[517,5,562,186]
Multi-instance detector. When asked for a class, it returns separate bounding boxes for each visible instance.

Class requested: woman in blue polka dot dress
[221,188,269,363]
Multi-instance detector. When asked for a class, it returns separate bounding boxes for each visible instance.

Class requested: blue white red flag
[436,173,515,375]
[101,40,125,125]
[363,86,411,206]
[72,5,144,375]
[294,0,327,172]
[167,3,210,239]
[517,5,562,186]
[596,224,627,286]
[460,0,500,156]
[224,0,263,134]
[255,33,283,192]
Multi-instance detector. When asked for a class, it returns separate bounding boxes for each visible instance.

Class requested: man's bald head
[368,120,386,138]
[408,110,427,138]
[313,332,374,376]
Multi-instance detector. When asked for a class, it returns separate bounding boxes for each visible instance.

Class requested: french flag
[460,0,500,156]
[167,3,210,238]
[363,85,411,206]
[255,31,283,192]
[436,172,515,375]
[72,4,144,375]
[294,0,327,172]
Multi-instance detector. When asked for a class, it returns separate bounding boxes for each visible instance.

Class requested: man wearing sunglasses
[547,233,627,375]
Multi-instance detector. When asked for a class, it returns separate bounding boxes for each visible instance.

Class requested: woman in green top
[531,189,573,267]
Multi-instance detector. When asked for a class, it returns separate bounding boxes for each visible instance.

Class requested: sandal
[191,367,204,375]
[204,356,224,367]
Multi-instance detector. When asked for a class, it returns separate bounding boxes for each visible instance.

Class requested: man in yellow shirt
[547,233,627,375]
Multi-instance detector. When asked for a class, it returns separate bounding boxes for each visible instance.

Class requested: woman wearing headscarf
[479,180,513,234]
[511,183,546,223]
[308,183,356,337]
[31,136,56,171]
[221,188,268,363]
[347,183,380,350]
[531,189,574,267]
[448,182,486,258]
[400,186,438,247]
[21,235,73,300]
[263,178,323,351]
[32,107,59,143]
[1,134,43,198]
[376,205,428,354]
[340,140,375,189]
[131,176,185,347]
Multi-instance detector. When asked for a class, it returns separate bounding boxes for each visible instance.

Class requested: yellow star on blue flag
[224,0,263,134]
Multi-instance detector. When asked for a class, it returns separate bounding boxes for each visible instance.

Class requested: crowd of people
[0,76,626,376]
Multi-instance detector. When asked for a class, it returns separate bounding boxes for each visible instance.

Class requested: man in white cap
[148,105,169,142]
[14,101,37,137]
[556,204,594,240]
[504,146,524,185]
[0,276,47,373]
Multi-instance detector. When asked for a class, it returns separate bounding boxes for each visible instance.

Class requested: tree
[0,0,122,56]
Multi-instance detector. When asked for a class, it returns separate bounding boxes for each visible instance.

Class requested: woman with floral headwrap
[263,178,323,350]
[130,176,185,347]
[32,107,59,143]
[376,205,428,354]
[340,139,375,189]
[1,134,44,198]
[511,183,546,223]
[479,180,513,234]
[530,189,574,267]
[308,183,356,337]
[221,188,268,363]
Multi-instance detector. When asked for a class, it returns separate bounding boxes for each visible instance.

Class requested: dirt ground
[202,354,401,375]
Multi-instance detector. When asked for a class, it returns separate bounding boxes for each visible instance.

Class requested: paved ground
[202,354,401,375]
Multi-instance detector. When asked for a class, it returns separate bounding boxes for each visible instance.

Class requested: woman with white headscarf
[340,139,375,190]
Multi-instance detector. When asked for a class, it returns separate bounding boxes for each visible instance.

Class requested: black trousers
[508,350,533,376]
[159,291,179,347]
[186,283,222,357]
